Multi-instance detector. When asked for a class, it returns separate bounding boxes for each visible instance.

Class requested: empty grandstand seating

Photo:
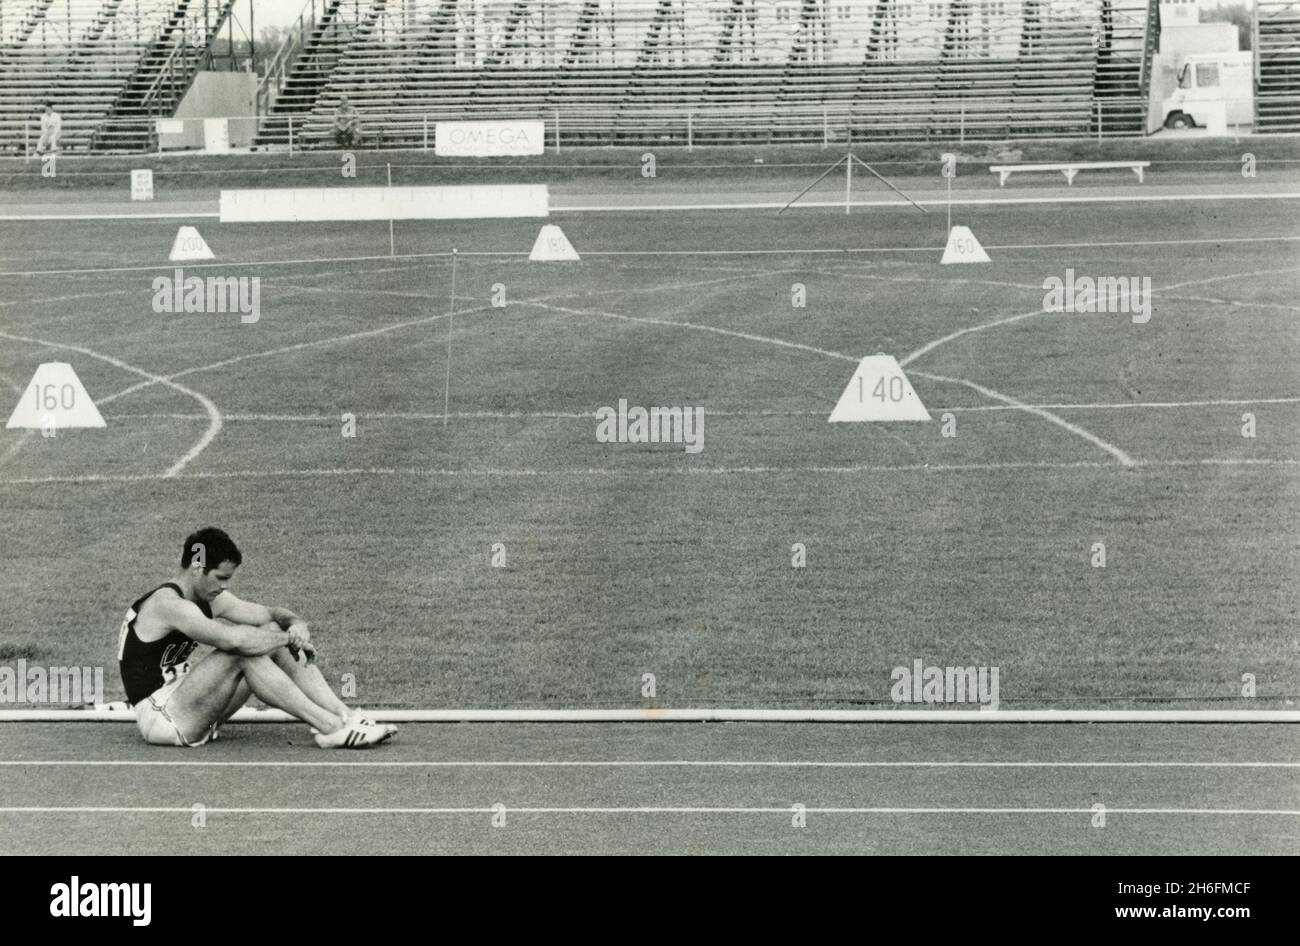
[253,0,1159,150]
[0,1,1180,153]
[1256,0,1300,132]
[0,0,234,153]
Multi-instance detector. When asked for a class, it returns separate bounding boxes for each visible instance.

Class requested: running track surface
[1,723,1297,854]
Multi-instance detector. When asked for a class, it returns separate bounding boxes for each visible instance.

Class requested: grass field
[1,183,1298,711]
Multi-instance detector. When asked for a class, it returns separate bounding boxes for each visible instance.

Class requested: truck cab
[1162,51,1254,129]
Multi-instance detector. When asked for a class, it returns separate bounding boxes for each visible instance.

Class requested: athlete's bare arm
[211,592,312,655]
[156,596,291,657]
[212,592,307,632]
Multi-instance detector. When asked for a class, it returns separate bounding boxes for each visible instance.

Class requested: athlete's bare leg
[166,651,342,743]
[270,647,351,720]
[216,678,252,723]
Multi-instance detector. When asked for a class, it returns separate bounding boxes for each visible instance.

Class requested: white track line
[1,805,1296,816]
[900,268,1179,369]
[1156,265,1300,294]
[1160,293,1300,314]
[914,371,1138,467]
[528,298,1143,464]
[0,286,139,310]
[3,191,1297,224]
[4,235,1300,279]
[0,329,221,477]
[520,299,861,363]
[0,373,32,463]
[809,268,1046,293]
[5,708,1299,723]
[5,458,1298,487]
[96,300,489,406]
[977,235,1300,251]
[516,298,1138,466]
[0,212,221,221]
[941,396,1300,412]
[901,305,1048,367]
[0,429,34,465]
[100,396,1300,423]
[1,760,1295,768]
[556,192,1300,212]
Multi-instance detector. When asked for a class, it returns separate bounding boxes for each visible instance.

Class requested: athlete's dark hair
[181,527,241,572]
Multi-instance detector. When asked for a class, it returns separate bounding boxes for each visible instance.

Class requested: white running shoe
[346,707,378,726]
[313,718,397,749]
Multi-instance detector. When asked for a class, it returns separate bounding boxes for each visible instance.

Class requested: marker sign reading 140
[859,375,906,403]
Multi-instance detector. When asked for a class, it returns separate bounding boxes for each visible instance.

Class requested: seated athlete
[117,526,395,749]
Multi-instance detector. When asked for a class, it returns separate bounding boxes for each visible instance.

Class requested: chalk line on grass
[914,370,1138,467]
[0,329,221,477]
[523,298,1133,464]
[100,396,1300,423]
[7,458,1295,488]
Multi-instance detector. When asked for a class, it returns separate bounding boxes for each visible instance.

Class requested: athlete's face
[196,561,237,601]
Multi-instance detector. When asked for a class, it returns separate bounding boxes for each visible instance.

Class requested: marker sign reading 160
[32,384,75,410]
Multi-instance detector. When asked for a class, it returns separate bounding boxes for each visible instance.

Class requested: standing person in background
[35,103,62,156]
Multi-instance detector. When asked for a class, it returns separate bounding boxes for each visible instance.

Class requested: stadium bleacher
[253,0,1160,150]
[0,0,234,154]
[21,0,1291,153]
[1256,0,1300,132]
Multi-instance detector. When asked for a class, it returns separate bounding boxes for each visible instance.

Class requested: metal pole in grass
[776,153,848,215]
[443,249,457,428]
[387,163,396,257]
[851,155,930,215]
[947,171,952,233]
[845,149,852,215]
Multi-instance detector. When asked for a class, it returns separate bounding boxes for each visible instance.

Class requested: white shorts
[134,649,216,747]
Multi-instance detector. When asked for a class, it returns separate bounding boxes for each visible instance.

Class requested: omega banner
[435,120,546,157]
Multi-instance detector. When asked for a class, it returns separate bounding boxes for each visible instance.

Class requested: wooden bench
[989,160,1150,186]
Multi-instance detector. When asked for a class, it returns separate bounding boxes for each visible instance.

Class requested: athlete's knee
[237,653,276,671]
[141,729,182,747]
[270,645,315,670]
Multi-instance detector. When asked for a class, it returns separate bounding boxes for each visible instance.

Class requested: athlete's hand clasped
[287,622,315,663]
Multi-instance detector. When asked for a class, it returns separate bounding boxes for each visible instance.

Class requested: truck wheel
[1165,112,1194,130]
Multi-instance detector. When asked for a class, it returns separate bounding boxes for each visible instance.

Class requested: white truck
[1161,51,1254,129]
